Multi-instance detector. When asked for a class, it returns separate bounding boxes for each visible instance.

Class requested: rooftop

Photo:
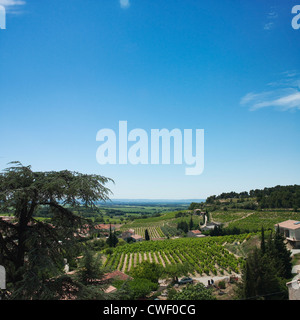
[190,230,202,234]
[277,220,300,230]
[94,224,115,230]
[102,270,132,282]
[131,234,143,240]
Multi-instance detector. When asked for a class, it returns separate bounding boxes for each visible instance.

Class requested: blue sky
[0,0,300,199]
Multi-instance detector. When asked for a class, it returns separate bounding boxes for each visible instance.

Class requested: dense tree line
[254,185,300,209]
[198,185,300,209]
[238,227,292,300]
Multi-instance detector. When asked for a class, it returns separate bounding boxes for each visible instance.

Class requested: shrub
[218,280,226,289]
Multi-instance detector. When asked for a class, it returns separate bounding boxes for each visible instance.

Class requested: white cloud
[240,73,300,112]
[264,22,274,30]
[0,0,25,15]
[120,0,130,9]
[0,0,25,6]
[263,7,278,30]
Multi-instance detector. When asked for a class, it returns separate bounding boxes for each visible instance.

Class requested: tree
[171,283,216,300]
[177,221,188,233]
[238,226,291,300]
[119,278,158,300]
[0,162,112,299]
[145,229,150,241]
[260,226,266,254]
[267,226,292,279]
[77,249,105,285]
[239,247,287,300]
[189,216,194,230]
[162,263,193,284]
[130,261,163,284]
[106,224,118,248]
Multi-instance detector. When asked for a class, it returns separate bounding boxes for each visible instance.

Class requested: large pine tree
[0,162,113,299]
[239,226,291,300]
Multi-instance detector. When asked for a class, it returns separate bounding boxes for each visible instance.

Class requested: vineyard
[126,224,182,239]
[131,226,165,239]
[119,210,203,239]
[226,210,300,232]
[104,233,253,276]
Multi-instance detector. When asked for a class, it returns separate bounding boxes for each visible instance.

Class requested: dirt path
[218,211,255,228]
[148,252,153,263]
[153,252,159,263]
[117,253,124,271]
[193,274,241,286]
[122,254,128,273]
[162,252,171,265]
[157,252,166,267]
[133,253,137,268]
[128,253,133,272]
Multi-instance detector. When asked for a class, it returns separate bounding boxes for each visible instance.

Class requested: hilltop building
[276,220,300,249]
[201,221,221,232]
[121,229,144,242]
[187,230,205,238]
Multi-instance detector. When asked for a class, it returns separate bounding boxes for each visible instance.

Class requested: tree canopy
[0,162,113,299]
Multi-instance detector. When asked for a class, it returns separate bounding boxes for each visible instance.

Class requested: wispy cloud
[120,0,130,9]
[0,0,26,14]
[263,7,278,30]
[264,22,274,30]
[240,72,300,112]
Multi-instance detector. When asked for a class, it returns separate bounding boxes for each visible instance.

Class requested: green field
[224,210,300,232]
[104,234,253,276]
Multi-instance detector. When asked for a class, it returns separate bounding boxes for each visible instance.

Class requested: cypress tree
[145,229,150,241]
[273,226,292,279]
[260,226,266,254]
[106,224,118,247]
[189,216,194,230]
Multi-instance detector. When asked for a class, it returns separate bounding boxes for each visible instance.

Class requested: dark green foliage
[171,283,216,300]
[204,185,300,209]
[189,216,194,230]
[161,225,181,237]
[177,221,189,233]
[145,229,150,241]
[239,227,291,300]
[0,162,112,299]
[106,225,119,247]
[266,227,292,279]
[130,261,163,284]
[240,247,287,300]
[188,202,204,210]
[260,226,266,254]
[118,278,158,300]
[76,249,105,285]
[162,263,193,284]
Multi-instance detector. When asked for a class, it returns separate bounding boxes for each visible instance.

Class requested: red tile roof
[94,224,115,230]
[102,270,132,282]
[277,220,300,230]
[190,230,202,234]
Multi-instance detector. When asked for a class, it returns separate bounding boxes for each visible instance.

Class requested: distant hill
[98,199,206,206]
[205,185,300,209]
